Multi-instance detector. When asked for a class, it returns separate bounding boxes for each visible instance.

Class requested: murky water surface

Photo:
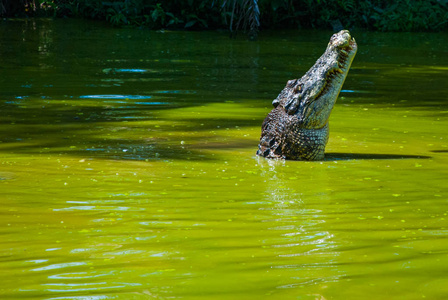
[1,19,448,299]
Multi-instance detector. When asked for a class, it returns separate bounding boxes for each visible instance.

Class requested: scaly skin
[257,30,357,160]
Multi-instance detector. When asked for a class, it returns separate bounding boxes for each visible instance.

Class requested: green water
[1,19,448,299]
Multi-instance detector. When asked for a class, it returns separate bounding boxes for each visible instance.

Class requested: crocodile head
[273,30,357,129]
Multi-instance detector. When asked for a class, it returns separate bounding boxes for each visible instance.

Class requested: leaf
[185,20,197,28]
[198,18,208,28]
[373,6,384,14]
[151,9,159,22]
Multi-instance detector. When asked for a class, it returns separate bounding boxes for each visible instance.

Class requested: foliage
[366,0,448,31]
[1,0,447,33]
[217,0,260,39]
[258,0,448,32]
[101,1,219,29]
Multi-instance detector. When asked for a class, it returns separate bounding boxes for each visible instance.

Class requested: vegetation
[1,0,447,33]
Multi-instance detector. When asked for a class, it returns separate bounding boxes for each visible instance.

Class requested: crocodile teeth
[340,49,349,55]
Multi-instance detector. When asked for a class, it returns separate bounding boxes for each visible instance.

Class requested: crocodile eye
[293,84,302,93]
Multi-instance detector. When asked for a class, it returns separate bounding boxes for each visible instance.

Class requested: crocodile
[257,30,357,161]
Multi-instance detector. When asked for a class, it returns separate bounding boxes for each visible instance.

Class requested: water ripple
[79,94,153,100]
[32,262,87,272]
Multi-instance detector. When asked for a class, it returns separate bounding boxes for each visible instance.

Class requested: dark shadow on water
[431,150,448,153]
[325,153,431,161]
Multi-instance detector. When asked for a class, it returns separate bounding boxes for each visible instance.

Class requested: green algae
[0,19,447,300]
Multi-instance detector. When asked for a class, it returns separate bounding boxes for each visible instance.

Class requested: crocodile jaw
[281,30,357,129]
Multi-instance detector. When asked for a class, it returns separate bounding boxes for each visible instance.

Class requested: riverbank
[1,0,447,33]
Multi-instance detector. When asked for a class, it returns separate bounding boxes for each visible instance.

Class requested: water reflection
[256,158,342,292]
[79,95,153,100]
[103,68,149,74]
[32,262,88,272]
